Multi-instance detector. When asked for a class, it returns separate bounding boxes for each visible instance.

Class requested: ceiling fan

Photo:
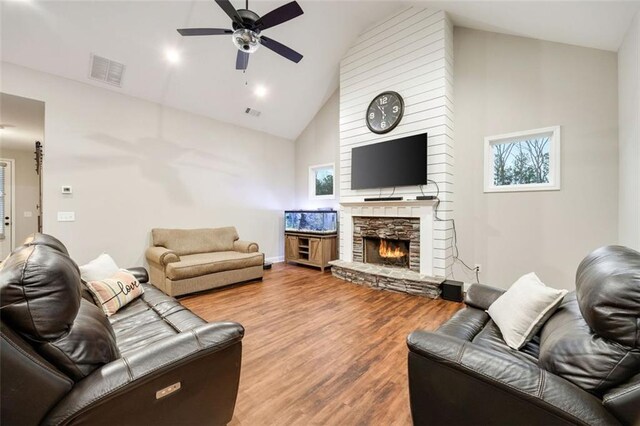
[177,0,304,71]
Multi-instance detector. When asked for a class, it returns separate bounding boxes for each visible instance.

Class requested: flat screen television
[351,133,428,190]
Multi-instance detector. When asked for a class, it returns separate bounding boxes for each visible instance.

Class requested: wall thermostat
[61,186,72,194]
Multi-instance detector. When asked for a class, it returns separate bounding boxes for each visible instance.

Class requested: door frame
[0,158,16,250]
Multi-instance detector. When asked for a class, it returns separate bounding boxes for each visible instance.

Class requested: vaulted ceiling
[1,1,638,140]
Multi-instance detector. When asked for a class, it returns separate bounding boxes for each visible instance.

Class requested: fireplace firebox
[364,237,410,269]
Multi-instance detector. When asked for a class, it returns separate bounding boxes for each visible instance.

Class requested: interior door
[0,160,14,259]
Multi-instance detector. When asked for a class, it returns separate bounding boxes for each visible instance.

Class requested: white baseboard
[266,256,284,263]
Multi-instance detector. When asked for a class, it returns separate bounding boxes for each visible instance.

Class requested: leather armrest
[146,246,180,266]
[464,283,505,310]
[125,266,149,283]
[603,372,640,425]
[407,331,620,426]
[43,322,244,426]
[233,240,259,253]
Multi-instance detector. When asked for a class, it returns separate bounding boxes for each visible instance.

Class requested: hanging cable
[424,179,479,283]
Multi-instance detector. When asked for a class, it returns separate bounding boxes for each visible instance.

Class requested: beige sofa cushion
[165,251,264,281]
[152,227,239,255]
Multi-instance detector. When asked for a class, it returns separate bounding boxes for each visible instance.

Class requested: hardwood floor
[180,263,462,425]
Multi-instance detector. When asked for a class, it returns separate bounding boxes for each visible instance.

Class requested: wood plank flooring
[180,263,462,426]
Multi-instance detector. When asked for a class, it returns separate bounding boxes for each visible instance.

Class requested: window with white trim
[309,163,335,200]
[484,126,561,192]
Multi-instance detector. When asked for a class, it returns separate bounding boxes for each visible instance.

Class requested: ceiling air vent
[89,54,125,87]
[245,108,261,118]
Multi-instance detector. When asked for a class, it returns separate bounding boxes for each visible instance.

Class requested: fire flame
[379,240,407,259]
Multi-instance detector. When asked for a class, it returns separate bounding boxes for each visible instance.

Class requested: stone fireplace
[352,216,420,272]
[329,200,444,299]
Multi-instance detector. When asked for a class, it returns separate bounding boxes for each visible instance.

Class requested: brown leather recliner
[407,245,640,426]
[1,233,244,426]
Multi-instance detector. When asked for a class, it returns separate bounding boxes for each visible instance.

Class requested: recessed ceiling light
[165,48,181,64]
[254,85,267,98]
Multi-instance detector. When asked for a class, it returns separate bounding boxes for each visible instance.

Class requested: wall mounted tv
[351,133,428,190]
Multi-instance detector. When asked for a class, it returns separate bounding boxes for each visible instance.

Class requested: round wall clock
[365,91,404,134]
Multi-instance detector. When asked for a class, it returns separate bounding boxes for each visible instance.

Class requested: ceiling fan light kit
[177,0,304,71]
[232,28,260,53]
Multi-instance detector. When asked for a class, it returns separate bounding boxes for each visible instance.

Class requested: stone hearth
[329,260,443,299]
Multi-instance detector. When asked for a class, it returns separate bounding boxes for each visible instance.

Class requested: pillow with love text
[85,269,144,316]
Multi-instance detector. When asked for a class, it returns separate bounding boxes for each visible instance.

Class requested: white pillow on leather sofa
[79,253,120,282]
[488,272,567,350]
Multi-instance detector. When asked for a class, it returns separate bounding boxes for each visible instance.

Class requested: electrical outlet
[474,264,482,273]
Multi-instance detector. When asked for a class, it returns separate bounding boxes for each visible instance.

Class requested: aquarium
[285,210,337,234]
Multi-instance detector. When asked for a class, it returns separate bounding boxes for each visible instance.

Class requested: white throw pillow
[487,272,568,350]
[79,253,120,282]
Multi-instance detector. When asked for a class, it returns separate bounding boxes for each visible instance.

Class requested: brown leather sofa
[407,245,640,426]
[1,233,244,426]
[146,227,264,297]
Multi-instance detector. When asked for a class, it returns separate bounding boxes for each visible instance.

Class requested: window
[309,163,335,199]
[484,126,561,192]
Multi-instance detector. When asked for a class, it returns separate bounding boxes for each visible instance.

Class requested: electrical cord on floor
[422,180,480,283]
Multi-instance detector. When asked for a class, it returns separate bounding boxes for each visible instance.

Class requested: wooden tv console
[284,232,338,272]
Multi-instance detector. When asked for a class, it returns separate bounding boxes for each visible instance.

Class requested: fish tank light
[285,210,337,234]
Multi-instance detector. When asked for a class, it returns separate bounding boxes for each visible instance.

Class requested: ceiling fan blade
[177,28,232,36]
[255,1,303,31]
[215,0,244,27]
[260,36,303,63]
[236,50,250,70]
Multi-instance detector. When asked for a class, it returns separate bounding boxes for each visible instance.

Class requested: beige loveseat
[146,227,264,296]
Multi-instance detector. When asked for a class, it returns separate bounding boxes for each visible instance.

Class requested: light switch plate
[24,211,33,218]
[57,212,75,222]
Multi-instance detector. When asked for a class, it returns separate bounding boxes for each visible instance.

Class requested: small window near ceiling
[309,163,335,200]
[484,126,561,193]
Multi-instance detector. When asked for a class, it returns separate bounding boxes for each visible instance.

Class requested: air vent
[245,107,261,117]
[89,54,125,87]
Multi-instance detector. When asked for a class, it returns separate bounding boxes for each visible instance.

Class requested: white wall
[294,90,339,209]
[1,62,295,266]
[618,11,640,251]
[339,7,455,277]
[454,28,619,290]
[0,147,39,244]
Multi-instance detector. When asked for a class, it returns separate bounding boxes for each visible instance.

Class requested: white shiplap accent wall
[339,7,454,277]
